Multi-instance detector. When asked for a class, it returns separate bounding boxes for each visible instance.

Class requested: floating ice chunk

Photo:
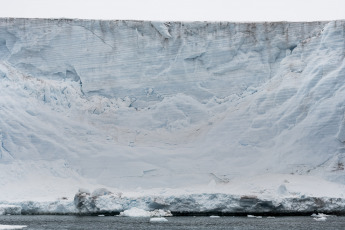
[247,215,256,218]
[266,216,275,219]
[256,216,263,219]
[210,215,220,218]
[313,216,327,221]
[0,225,27,229]
[311,213,329,218]
[318,213,329,217]
[119,207,151,217]
[119,208,172,217]
[98,214,105,217]
[150,217,168,222]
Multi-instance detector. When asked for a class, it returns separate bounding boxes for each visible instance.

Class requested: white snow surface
[0,18,345,212]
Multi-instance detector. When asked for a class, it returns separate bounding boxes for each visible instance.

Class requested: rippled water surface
[0,215,344,230]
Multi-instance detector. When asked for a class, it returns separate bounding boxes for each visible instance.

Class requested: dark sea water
[0,215,344,230]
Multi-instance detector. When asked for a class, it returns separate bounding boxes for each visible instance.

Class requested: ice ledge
[2,194,345,216]
[0,205,21,215]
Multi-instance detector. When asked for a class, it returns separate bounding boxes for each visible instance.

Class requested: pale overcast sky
[0,0,344,21]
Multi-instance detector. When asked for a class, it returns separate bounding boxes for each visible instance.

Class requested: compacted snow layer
[0,19,345,212]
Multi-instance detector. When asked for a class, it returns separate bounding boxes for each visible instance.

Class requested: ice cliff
[0,19,345,204]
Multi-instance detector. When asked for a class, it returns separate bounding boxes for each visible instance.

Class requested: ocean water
[0,215,344,230]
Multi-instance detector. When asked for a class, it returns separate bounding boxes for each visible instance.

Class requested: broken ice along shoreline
[1,188,345,216]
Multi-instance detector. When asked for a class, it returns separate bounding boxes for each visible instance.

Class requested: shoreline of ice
[1,193,345,216]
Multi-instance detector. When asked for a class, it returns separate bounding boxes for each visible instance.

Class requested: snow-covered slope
[0,19,345,205]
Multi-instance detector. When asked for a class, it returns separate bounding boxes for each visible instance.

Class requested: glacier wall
[0,19,326,105]
[0,18,345,197]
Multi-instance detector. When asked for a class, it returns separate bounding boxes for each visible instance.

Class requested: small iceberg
[119,207,151,217]
[98,214,105,217]
[0,225,27,229]
[256,216,262,219]
[267,216,275,219]
[119,207,172,217]
[311,213,329,218]
[313,216,327,221]
[312,213,329,221]
[150,217,168,222]
[210,215,220,218]
[247,215,256,218]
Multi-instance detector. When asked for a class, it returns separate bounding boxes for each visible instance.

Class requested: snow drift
[0,18,345,213]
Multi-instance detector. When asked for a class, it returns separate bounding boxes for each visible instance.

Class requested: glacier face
[0,18,345,199]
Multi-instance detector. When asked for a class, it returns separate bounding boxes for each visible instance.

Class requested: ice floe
[150,217,168,222]
[0,225,26,230]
